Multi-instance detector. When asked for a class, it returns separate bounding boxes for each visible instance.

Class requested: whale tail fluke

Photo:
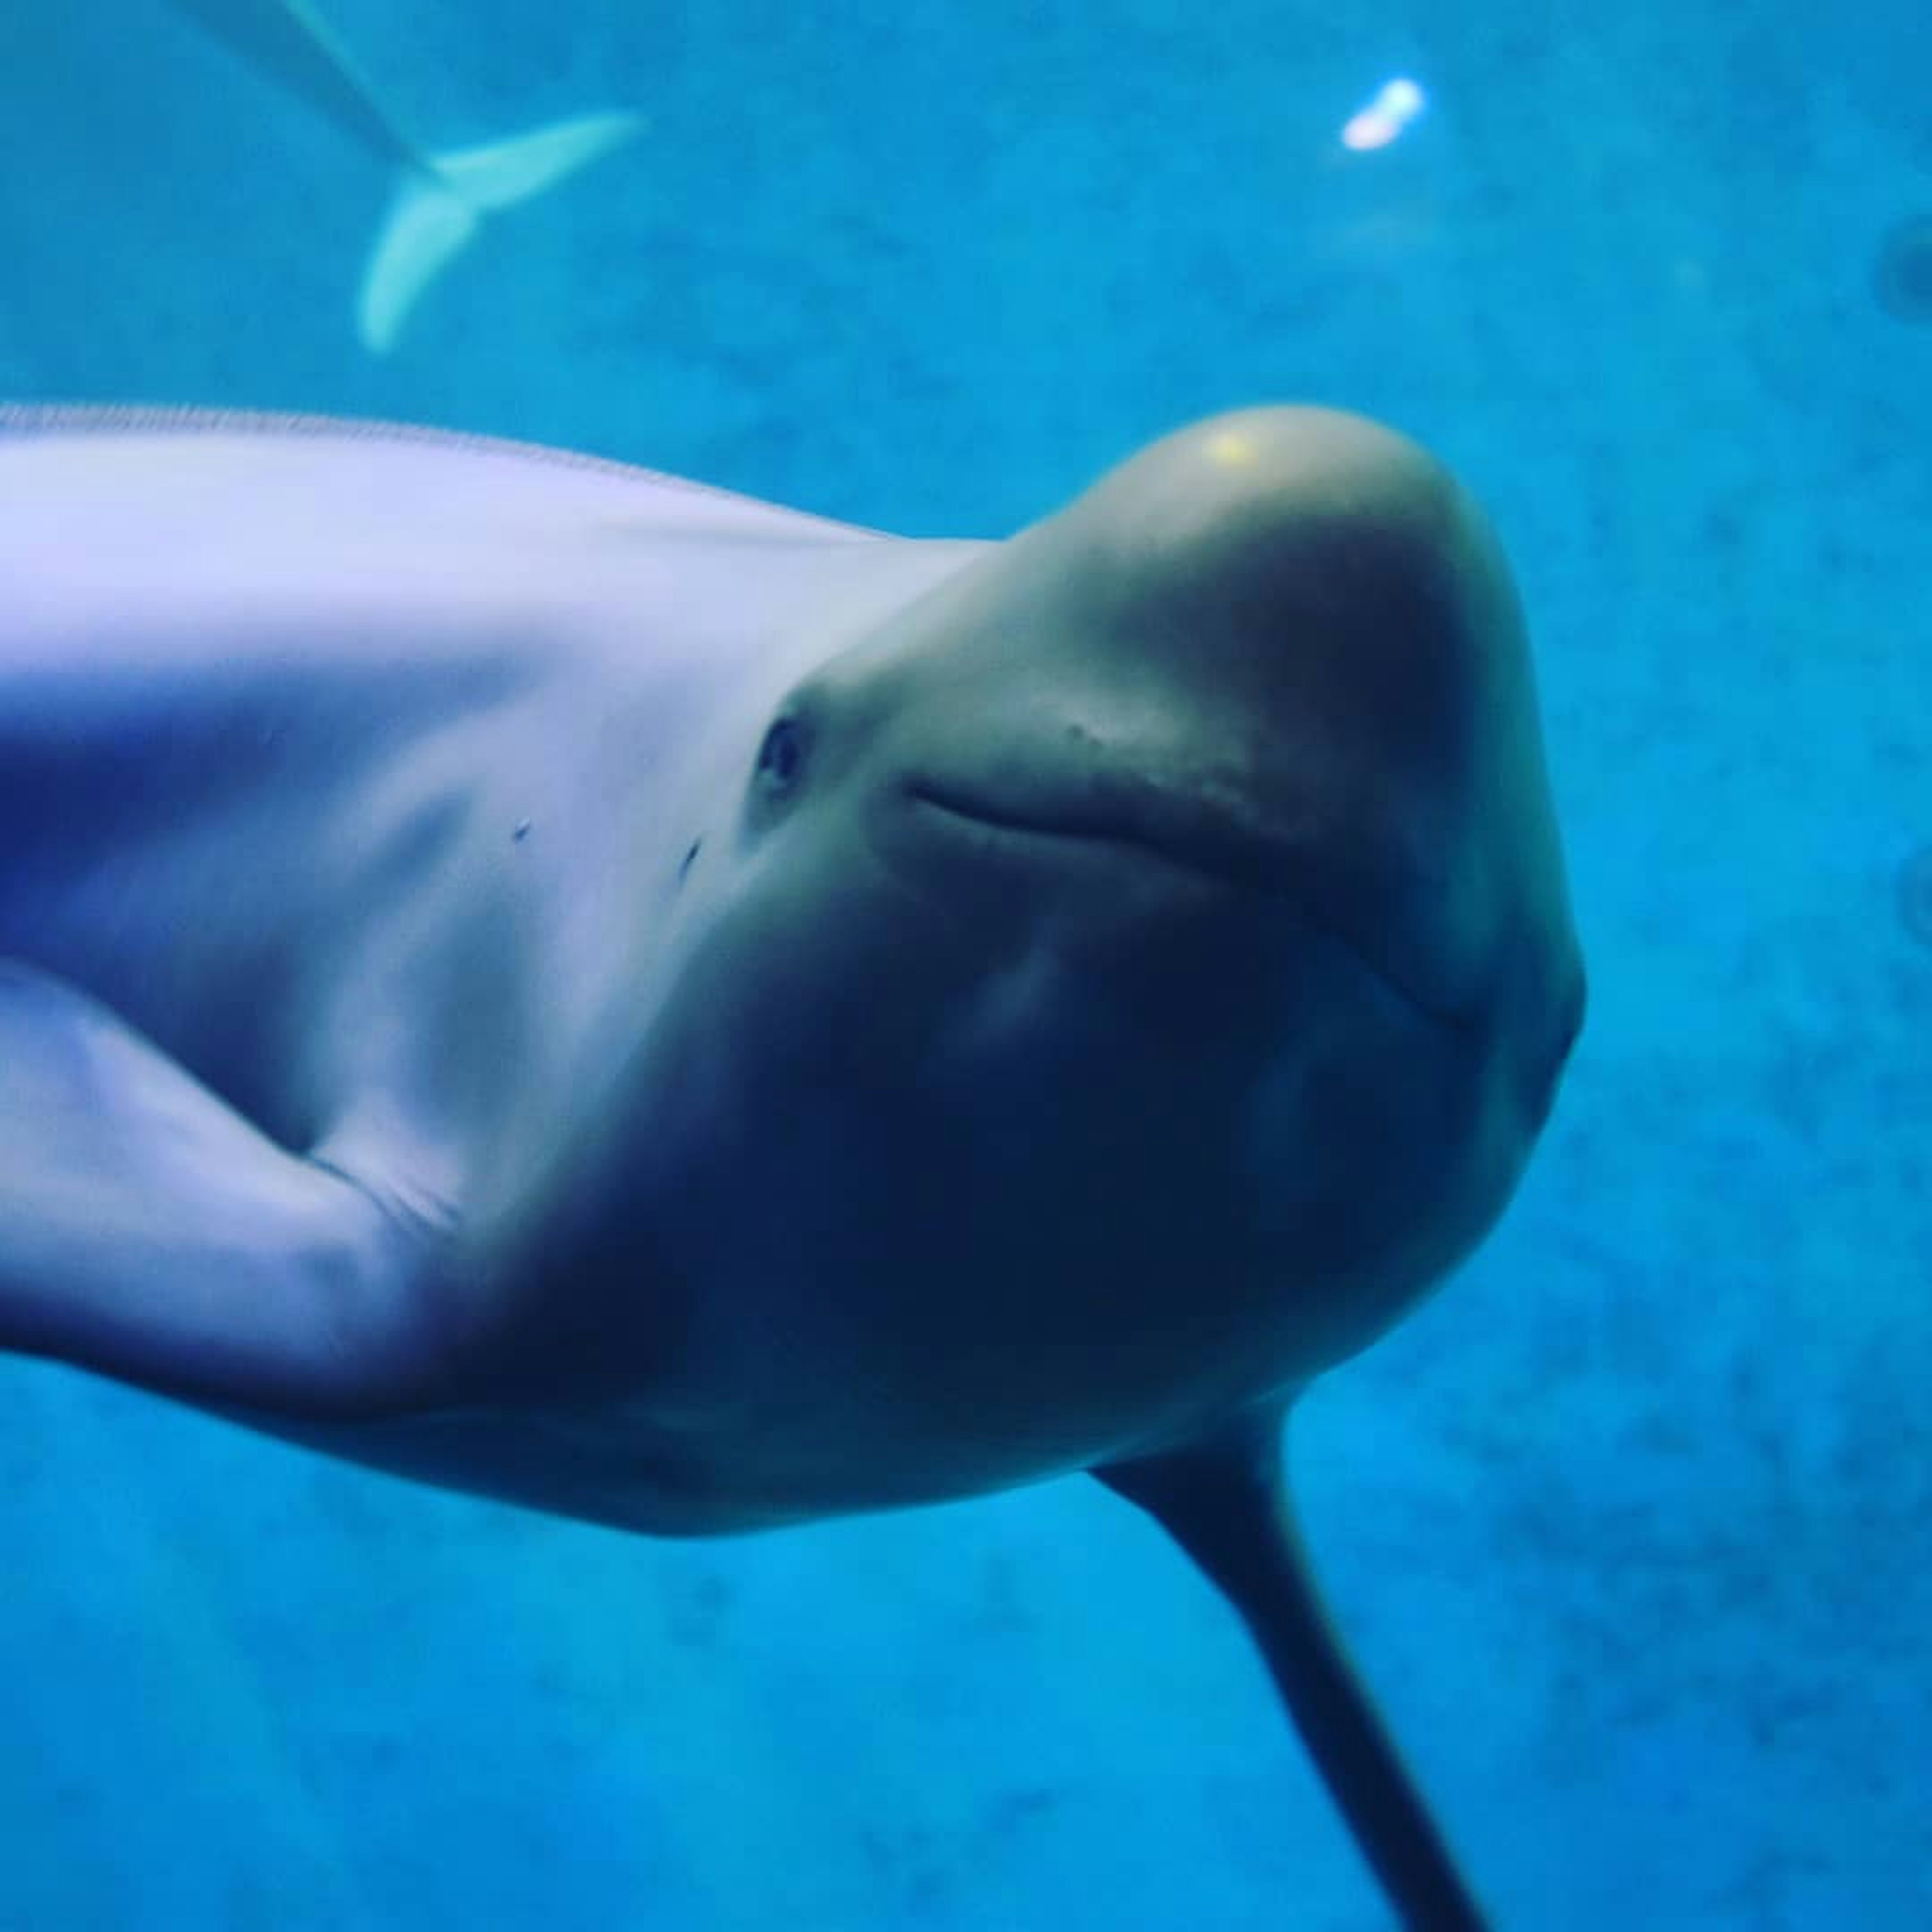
[356,110,644,354]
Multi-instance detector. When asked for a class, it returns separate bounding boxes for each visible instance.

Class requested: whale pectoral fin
[0,960,459,1421]
[1095,1412,1490,1932]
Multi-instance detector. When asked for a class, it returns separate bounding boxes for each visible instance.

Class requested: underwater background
[1,2,1927,1926]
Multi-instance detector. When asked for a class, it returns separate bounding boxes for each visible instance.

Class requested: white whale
[166,0,642,351]
[0,400,1584,1928]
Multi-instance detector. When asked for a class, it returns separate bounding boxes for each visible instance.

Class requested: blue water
[2,3,1927,1927]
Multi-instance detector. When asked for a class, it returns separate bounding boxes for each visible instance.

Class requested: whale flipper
[0,961,453,1420]
[1097,1416,1490,1932]
[357,111,645,353]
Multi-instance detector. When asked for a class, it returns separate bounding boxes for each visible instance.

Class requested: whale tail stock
[1096,1412,1491,1932]
[357,110,643,354]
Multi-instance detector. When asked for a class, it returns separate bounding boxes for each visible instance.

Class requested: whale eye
[755,716,807,795]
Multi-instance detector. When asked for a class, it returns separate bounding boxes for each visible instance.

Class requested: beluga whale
[0,399,1585,1930]
[162,0,642,351]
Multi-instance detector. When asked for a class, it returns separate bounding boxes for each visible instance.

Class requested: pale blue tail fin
[356,110,643,354]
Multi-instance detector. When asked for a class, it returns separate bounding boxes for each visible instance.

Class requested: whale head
[633,407,1584,1502]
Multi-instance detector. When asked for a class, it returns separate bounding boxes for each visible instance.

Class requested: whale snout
[874,406,1583,1073]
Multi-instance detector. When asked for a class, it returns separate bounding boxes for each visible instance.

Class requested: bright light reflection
[1341,77,1426,152]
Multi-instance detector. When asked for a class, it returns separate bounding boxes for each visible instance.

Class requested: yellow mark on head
[1203,430,1259,468]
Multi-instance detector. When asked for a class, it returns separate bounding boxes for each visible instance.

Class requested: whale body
[0,401,1584,1929]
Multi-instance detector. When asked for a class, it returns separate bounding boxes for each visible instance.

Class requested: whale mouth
[903,779,1473,1033]
[906,779,1299,896]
